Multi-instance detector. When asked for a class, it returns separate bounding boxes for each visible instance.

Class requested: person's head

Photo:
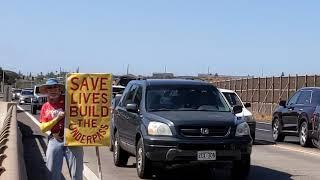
[39,78,64,101]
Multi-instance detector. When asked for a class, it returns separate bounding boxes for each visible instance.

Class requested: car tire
[109,134,114,152]
[31,105,37,115]
[272,118,285,142]
[136,138,152,179]
[299,121,312,147]
[251,132,255,144]
[113,131,129,167]
[231,155,250,180]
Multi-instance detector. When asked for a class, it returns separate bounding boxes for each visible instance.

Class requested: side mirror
[279,100,287,107]
[233,105,243,114]
[126,103,139,113]
[244,103,251,108]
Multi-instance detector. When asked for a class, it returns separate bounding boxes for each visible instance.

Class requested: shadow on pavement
[18,121,66,180]
[17,109,25,113]
[147,165,293,180]
[249,165,293,180]
[254,139,275,145]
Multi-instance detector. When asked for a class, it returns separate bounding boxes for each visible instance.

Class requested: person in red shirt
[39,78,83,180]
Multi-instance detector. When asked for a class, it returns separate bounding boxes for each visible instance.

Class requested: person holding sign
[39,78,84,180]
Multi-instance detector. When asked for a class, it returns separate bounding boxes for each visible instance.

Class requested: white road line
[256,128,271,132]
[17,105,99,180]
[273,144,320,157]
[256,121,271,125]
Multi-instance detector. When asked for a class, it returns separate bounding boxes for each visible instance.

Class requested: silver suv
[30,85,47,114]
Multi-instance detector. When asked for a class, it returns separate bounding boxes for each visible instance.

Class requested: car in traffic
[272,87,320,147]
[112,79,252,179]
[12,88,22,100]
[112,85,125,98]
[219,88,256,141]
[109,93,123,151]
[109,85,131,151]
[19,89,34,104]
[30,85,47,114]
[311,106,320,148]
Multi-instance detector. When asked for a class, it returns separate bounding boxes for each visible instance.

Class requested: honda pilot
[112,79,252,179]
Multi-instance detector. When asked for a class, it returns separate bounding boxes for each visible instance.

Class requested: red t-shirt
[40,98,65,136]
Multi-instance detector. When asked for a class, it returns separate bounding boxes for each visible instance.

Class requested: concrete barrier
[0,102,16,128]
[0,102,27,180]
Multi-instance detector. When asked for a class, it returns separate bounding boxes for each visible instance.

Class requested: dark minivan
[272,87,320,147]
[112,79,252,179]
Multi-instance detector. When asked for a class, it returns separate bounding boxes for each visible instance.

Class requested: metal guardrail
[0,104,27,180]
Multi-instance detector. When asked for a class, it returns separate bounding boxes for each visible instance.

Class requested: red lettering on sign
[70,77,79,90]
[84,93,91,103]
[80,78,89,91]
[70,106,78,117]
[92,119,97,128]
[92,93,100,104]
[101,106,109,117]
[91,77,99,90]
[101,93,108,103]
[100,77,108,90]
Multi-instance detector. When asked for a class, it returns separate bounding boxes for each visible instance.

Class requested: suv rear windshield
[222,92,243,107]
[146,85,230,112]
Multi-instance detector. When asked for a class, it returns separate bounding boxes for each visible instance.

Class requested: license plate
[197,151,216,161]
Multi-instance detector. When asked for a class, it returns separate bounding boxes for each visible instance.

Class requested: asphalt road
[17,104,320,180]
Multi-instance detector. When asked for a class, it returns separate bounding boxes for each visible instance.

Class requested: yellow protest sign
[64,73,112,146]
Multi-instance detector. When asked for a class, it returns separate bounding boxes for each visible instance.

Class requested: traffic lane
[19,103,40,119]
[255,121,312,146]
[84,145,310,180]
[252,144,320,180]
[16,106,319,180]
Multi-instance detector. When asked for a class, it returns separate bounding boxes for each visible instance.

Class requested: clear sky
[0,1,320,77]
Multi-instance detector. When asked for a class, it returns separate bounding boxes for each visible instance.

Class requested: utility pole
[2,70,4,93]
[165,66,167,73]
[126,64,129,75]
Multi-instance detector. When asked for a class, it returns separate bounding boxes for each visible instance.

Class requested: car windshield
[146,85,230,112]
[21,90,33,95]
[222,92,243,107]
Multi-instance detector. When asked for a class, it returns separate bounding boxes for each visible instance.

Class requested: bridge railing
[0,102,27,180]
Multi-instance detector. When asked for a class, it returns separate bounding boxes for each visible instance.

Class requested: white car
[219,88,256,141]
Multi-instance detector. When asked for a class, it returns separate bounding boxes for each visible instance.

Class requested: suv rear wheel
[231,155,250,180]
[136,139,152,179]
[299,121,312,147]
[113,131,129,167]
[272,118,285,142]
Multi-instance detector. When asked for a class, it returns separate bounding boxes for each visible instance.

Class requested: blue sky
[0,1,320,77]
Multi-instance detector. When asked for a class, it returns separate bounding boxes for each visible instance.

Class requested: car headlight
[235,122,250,137]
[148,122,172,136]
